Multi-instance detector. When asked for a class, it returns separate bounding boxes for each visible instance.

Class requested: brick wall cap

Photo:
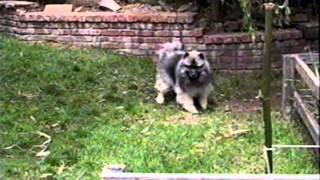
[20,12,196,23]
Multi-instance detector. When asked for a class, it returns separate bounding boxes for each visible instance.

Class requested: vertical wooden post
[262,2,276,174]
[281,55,295,120]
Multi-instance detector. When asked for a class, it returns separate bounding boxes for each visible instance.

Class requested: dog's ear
[198,53,205,60]
[183,52,190,58]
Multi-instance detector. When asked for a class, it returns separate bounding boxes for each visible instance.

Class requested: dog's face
[180,50,207,80]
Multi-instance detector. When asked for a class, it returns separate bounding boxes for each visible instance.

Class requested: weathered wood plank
[283,53,319,65]
[101,173,320,180]
[281,55,295,120]
[273,144,320,149]
[294,91,320,145]
[298,53,319,65]
[294,55,319,100]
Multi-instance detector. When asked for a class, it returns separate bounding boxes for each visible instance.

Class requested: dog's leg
[199,95,208,110]
[154,75,170,104]
[156,93,165,104]
[200,85,213,110]
[176,93,198,114]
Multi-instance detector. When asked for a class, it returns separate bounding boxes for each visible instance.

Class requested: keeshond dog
[154,41,213,113]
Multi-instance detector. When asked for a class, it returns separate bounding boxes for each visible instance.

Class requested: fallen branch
[33,131,52,158]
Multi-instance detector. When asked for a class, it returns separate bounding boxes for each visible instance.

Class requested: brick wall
[0,3,316,70]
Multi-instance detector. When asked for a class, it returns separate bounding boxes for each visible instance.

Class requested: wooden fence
[101,173,320,180]
[282,53,319,145]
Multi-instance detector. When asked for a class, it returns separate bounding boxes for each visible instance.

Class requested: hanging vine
[238,0,256,33]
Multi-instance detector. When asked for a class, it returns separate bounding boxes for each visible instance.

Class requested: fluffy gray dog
[154,41,213,113]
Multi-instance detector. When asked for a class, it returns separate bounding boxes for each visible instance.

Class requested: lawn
[0,37,318,179]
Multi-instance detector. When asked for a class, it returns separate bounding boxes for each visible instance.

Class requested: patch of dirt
[219,99,262,114]
[218,94,282,115]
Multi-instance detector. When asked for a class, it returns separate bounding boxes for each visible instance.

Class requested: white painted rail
[101,173,320,180]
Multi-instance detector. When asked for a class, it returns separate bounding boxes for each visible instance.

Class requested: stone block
[43,4,73,14]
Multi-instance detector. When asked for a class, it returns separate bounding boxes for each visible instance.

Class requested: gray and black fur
[155,41,213,113]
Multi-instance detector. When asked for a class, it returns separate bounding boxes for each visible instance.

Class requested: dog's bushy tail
[155,40,184,62]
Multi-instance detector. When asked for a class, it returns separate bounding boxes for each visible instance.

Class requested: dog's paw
[200,100,208,110]
[183,105,199,114]
[156,94,165,104]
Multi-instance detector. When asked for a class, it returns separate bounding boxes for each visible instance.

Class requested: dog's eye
[199,53,205,60]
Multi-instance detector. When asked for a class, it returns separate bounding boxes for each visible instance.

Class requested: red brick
[136,30,154,37]
[138,37,171,43]
[176,13,196,23]
[100,42,125,49]
[126,14,138,22]
[222,36,233,44]
[182,28,203,37]
[240,34,253,43]
[101,30,136,36]
[101,29,118,36]
[212,36,224,44]
[123,43,139,49]
[154,30,172,37]
[139,43,157,49]
[71,29,101,36]
[204,35,224,44]
[182,37,198,44]
[137,15,150,22]
[290,30,303,39]
[116,14,127,22]
[121,30,135,36]
[184,44,207,51]
[150,15,165,23]
[102,14,118,22]
[109,23,126,29]
[107,36,131,42]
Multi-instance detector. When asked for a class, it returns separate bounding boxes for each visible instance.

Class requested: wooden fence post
[262,2,276,174]
[281,55,295,120]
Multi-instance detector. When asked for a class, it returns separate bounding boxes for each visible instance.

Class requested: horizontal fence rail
[293,55,319,100]
[101,173,320,180]
[293,91,320,145]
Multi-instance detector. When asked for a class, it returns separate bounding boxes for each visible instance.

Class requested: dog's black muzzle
[187,70,201,80]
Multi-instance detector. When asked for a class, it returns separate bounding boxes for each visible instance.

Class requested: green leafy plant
[274,0,291,27]
[239,0,256,33]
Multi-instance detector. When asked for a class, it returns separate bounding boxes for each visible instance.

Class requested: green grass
[0,37,318,179]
